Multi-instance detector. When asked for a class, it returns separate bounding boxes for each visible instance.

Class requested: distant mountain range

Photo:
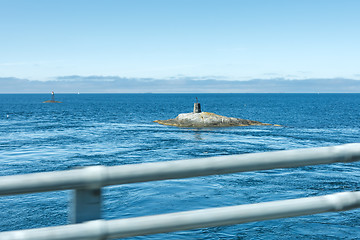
[1,76,360,93]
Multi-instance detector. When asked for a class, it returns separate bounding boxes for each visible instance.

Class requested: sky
[0,0,360,82]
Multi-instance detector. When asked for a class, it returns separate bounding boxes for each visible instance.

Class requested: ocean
[0,93,359,239]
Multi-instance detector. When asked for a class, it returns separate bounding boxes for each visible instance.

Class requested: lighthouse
[193,97,201,113]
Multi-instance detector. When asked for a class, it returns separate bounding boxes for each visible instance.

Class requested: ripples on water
[0,94,359,239]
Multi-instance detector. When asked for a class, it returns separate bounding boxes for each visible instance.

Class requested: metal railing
[1,143,360,239]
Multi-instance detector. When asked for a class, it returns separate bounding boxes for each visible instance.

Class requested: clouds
[1,76,360,93]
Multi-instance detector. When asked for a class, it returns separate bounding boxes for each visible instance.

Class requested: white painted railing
[0,143,360,239]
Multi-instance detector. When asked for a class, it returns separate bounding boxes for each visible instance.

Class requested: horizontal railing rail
[0,143,359,196]
[0,143,360,239]
[2,191,360,240]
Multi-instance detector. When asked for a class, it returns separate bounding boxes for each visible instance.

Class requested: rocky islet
[154,100,277,128]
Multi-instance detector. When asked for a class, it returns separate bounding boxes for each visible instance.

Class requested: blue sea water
[0,93,359,239]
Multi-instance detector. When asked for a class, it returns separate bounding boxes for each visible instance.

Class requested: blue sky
[1,0,359,81]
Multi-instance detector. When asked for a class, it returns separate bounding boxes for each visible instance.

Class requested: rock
[154,112,273,128]
[43,100,62,103]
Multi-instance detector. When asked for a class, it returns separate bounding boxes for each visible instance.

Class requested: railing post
[71,188,102,223]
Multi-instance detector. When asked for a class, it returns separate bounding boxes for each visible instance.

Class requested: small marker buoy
[43,91,62,103]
